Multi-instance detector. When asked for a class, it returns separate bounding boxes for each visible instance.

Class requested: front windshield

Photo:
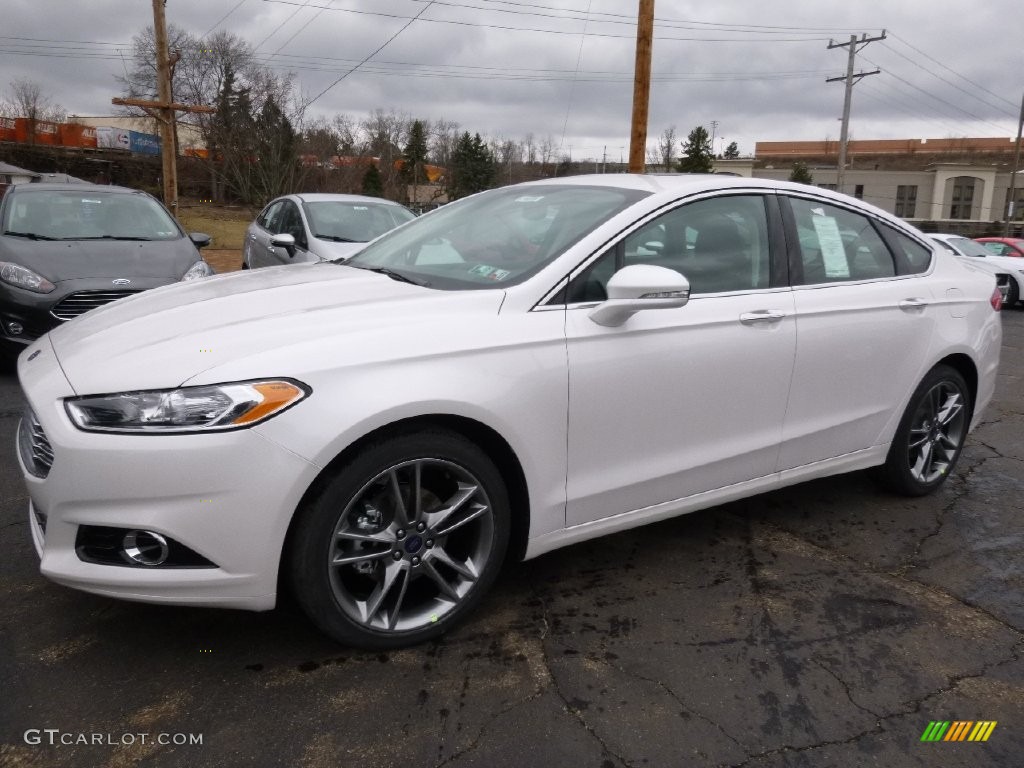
[345,184,648,289]
[949,237,994,258]
[2,190,181,241]
[303,200,415,243]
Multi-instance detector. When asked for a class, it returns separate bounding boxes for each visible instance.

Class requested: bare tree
[658,126,677,172]
[430,119,460,168]
[8,78,65,124]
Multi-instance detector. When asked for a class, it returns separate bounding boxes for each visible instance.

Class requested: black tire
[288,429,510,649]
[880,364,971,497]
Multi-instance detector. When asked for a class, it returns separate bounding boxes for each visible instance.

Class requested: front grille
[51,290,139,321]
[18,410,54,479]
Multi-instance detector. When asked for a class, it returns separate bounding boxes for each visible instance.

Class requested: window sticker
[468,264,512,281]
[514,195,545,203]
[811,214,849,278]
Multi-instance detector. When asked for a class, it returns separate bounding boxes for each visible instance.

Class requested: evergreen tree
[677,125,713,173]
[447,132,496,199]
[403,119,429,202]
[789,161,814,184]
[361,163,384,197]
[723,141,740,160]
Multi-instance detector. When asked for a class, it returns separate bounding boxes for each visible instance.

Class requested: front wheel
[880,365,971,496]
[288,430,510,649]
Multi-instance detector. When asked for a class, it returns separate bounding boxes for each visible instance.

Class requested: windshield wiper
[317,234,359,243]
[73,235,154,241]
[3,230,59,241]
[352,265,430,287]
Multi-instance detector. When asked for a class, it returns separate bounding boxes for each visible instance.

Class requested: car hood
[0,236,198,281]
[48,263,506,393]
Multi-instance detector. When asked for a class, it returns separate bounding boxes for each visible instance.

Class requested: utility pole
[112,0,214,218]
[710,120,719,158]
[827,31,885,194]
[628,0,655,173]
[1005,91,1024,236]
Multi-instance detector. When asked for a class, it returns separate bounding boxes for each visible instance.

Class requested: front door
[563,193,797,526]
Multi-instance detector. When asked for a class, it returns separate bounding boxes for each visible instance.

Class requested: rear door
[777,194,938,469]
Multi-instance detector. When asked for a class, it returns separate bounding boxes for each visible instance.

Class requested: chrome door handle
[899,298,929,311]
[740,310,787,325]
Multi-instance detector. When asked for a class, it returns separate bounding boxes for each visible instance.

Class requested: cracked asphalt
[1,309,1022,768]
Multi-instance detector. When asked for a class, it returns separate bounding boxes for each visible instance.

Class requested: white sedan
[930,233,1024,307]
[16,175,1003,648]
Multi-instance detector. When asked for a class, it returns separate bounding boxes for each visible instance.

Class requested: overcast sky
[1,0,1021,161]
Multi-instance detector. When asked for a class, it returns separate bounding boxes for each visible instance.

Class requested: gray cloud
[1,0,1019,159]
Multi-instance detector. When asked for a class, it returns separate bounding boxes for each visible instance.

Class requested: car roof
[291,193,405,205]
[9,183,144,195]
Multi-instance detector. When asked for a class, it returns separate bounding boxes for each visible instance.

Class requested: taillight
[991,286,1002,311]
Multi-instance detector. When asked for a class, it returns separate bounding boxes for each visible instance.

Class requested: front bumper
[17,345,321,610]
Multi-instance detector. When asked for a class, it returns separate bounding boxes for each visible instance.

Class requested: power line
[558,0,592,152]
[259,0,829,42]
[202,0,249,38]
[877,40,1017,119]
[303,0,438,108]
[887,32,1018,111]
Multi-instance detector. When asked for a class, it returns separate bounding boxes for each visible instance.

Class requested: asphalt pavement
[1,310,1022,768]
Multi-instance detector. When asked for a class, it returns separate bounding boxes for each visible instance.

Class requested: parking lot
[0,309,1021,768]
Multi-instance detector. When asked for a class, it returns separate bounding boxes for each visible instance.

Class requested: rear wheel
[288,430,510,649]
[880,365,971,496]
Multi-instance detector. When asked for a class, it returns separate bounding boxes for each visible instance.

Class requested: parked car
[243,193,415,269]
[931,233,1024,306]
[0,183,211,356]
[16,175,1002,649]
[975,236,1024,258]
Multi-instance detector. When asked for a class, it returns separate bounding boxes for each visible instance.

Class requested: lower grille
[18,410,54,478]
[51,290,139,321]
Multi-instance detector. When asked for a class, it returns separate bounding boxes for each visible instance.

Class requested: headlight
[0,262,55,293]
[181,260,213,281]
[64,379,310,433]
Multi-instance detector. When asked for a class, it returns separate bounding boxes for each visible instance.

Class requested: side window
[566,195,771,302]
[788,198,895,284]
[279,202,307,249]
[984,243,1007,256]
[883,227,932,274]
[258,201,282,230]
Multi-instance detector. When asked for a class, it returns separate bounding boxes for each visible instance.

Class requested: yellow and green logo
[921,721,997,742]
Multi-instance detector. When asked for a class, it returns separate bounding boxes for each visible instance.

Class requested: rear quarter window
[882,226,933,275]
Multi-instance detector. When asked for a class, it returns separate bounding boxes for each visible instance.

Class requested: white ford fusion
[16,175,1002,648]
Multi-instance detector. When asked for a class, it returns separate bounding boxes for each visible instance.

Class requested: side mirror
[270,232,297,257]
[189,232,211,249]
[589,264,690,327]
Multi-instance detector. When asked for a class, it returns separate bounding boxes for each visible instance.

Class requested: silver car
[243,193,415,269]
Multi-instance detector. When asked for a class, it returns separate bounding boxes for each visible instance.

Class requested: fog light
[122,530,170,566]
[4,320,24,336]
